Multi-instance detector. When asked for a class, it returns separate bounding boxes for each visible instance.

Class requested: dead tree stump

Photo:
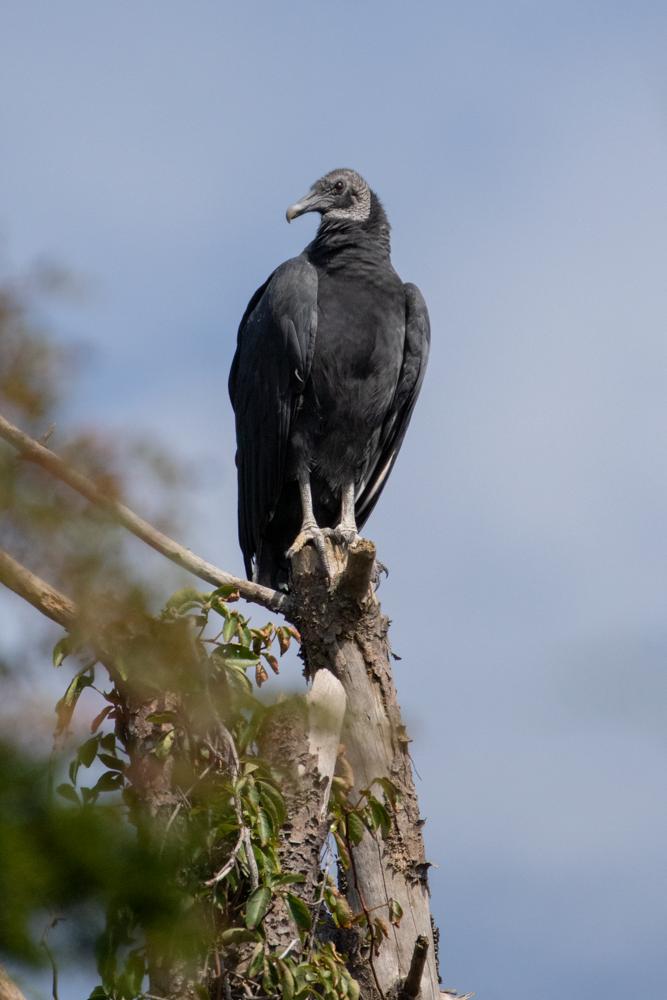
[287,539,439,1000]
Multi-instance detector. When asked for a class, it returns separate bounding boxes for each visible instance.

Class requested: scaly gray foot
[287,525,332,579]
[322,526,360,546]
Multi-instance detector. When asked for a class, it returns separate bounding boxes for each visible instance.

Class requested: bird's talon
[371,559,388,589]
[287,526,332,580]
[322,527,359,546]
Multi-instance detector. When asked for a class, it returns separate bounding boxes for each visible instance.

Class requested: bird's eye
[334,180,345,193]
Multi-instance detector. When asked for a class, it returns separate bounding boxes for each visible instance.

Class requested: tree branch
[400,936,429,1000]
[0,548,118,679]
[0,963,28,1000]
[0,412,287,615]
[0,549,76,630]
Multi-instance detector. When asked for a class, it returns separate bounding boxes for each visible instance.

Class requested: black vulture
[229,169,430,590]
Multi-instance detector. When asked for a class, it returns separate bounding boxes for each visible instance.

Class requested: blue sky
[1,2,667,998]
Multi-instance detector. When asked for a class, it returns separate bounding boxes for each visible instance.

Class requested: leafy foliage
[0,741,186,966]
[1,578,403,999]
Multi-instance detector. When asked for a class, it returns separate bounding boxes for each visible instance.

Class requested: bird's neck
[308,191,392,265]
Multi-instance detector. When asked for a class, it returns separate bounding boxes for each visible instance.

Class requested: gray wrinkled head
[286,169,371,224]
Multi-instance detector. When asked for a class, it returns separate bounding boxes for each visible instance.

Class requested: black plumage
[229,169,430,590]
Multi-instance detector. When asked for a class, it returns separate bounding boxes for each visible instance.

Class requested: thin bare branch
[0,412,288,614]
[205,828,245,885]
[278,938,299,960]
[0,549,76,629]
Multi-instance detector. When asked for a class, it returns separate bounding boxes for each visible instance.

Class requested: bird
[228,168,430,591]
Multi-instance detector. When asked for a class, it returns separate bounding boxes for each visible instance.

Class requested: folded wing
[355,282,431,529]
[228,257,318,579]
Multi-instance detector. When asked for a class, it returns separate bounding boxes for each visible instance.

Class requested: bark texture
[0,549,76,628]
[288,539,439,1000]
[122,689,189,999]
[258,670,346,954]
[0,964,27,1000]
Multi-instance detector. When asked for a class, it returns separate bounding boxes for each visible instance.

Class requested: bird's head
[286,169,371,224]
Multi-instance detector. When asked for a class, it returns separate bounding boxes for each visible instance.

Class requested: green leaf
[222,615,238,642]
[211,585,240,602]
[263,961,280,994]
[224,663,254,698]
[145,711,180,725]
[325,890,352,929]
[276,958,294,1000]
[388,898,403,927]
[374,777,401,811]
[55,783,80,805]
[373,916,389,944]
[210,597,230,619]
[69,758,79,785]
[369,799,392,839]
[98,753,125,773]
[257,808,274,846]
[55,673,94,734]
[257,780,287,826]
[154,729,176,759]
[245,885,272,930]
[344,972,360,1000]
[64,672,94,708]
[92,771,124,794]
[193,984,210,1000]
[268,873,306,887]
[247,943,265,978]
[333,831,350,869]
[220,927,260,946]
[214,643,260,667]
[90,705,113,734]
[166,587,207,610]
[263,652,280,675]
[52,636,71,668]
[347,811,366,847]
[285,893,312,933]
[114,656,129,681]
[88,988,113,999]
[99,733,116,753]
[77,736,100,768]
[123,951,146,994]
[236,712,265,754]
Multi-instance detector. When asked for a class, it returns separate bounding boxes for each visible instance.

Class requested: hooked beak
[286,188,324,224]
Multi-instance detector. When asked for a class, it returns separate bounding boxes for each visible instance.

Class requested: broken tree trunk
[288,539,440,1000]
[258,669,347,955]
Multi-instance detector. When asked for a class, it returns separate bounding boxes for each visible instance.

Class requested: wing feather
[229,257,318,578]
[355,282,430,529]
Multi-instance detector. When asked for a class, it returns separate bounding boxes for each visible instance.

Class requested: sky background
[1,1,667,998]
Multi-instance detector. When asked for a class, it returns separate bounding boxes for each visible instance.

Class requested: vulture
[229,169,430,591]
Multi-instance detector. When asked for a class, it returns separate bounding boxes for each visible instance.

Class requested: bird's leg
[324,483,388,585]
[287,475,332,578]
[323,481,360,546]
[338,480,360,544]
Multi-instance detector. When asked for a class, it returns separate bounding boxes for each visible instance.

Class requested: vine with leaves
[50,583,404,1000]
